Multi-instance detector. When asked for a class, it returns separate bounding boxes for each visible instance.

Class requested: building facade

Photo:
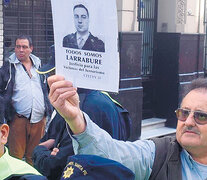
[0,0,206,140]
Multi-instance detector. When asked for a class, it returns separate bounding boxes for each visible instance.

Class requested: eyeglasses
[15,45,29,49]
[175,108,207,125]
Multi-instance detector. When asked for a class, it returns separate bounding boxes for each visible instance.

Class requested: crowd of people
[0,35,133,179]
[1,32,207,179]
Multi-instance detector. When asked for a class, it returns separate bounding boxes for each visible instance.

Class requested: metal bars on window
[138,0,156,75]
[3,0,54,63]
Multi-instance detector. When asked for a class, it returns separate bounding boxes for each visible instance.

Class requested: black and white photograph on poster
[51,0,119,92]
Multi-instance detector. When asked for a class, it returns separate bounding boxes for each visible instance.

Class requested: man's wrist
[65,111,86,135]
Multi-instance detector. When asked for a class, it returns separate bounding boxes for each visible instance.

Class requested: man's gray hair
[183,77,207,98]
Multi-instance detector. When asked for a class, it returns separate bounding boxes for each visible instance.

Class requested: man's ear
[30,45,33,52]
[0,124,9,145]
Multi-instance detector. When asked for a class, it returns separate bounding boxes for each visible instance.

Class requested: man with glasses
[0,35,53,165]
[48,76,207,180]
[63,4,105,52]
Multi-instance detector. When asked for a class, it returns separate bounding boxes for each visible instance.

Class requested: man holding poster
[63,4,105,52]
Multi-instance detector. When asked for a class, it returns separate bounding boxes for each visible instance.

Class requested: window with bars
[3,0,54,64]
[138,0,157,76]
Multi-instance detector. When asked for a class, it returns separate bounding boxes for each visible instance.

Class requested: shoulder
[0,60,12,77]
[2,148,41,177]
[63,33,76,41]
[30,54,41,67]
[82,91,119,123]
[151,136,177,147]
[151,135,176,143]
[151,136,179,154]
[3,52,16,65]
[85,91,115,109]
[149,136,182,179]
[88,33,105,52]
[89,33,104,45]
[150,136,180,167]
[1,60,10,69]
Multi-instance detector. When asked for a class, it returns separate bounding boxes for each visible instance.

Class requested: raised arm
[47,75,85,134]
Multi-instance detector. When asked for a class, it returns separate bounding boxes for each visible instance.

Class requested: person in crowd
[32,49,131,179]
[0,96,47,180]
[0,35,53,165]
[63,4,105,52]
[48,76,207,180]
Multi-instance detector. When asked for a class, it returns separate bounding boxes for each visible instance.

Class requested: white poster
[51,0,119,92]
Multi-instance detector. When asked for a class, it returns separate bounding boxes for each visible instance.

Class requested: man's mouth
[183,129,200,135]
[185,130,197,134]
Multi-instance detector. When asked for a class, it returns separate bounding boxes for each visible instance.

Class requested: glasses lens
[176,109,189,121]
[194,112,207,125]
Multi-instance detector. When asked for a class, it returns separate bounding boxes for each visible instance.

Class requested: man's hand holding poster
[51,0,119,92]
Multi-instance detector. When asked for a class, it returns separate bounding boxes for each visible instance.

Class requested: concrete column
[116,0,138,32]
[185,0,204,33]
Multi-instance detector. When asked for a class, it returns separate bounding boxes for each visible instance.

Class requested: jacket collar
[8,52,41,69]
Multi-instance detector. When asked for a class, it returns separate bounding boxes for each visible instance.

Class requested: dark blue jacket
[5,174,47,180]
[33,89,130,180]
[0,54,53,122]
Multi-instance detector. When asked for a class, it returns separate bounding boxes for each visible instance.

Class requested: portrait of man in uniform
[63,4,105,52]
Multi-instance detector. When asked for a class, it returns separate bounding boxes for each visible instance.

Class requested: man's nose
[78,17,82,23]
[185,112,196,126]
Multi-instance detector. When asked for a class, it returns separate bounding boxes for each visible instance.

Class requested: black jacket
[150,136,182,180]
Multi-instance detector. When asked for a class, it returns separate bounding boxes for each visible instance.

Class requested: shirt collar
[9,53,40,69]
[182,149,194,169]
[76,32,90,42]
[1,147,9,159]
[15,56,39,69]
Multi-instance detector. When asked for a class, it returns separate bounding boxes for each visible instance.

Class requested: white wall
[185,0,204,33]
[117,0,205,34]
[157,0,204,33]
[157,0,177,32]
[116,0,138,32]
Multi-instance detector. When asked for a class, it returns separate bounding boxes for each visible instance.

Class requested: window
[3,0,54,64]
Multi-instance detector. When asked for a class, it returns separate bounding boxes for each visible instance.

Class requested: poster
[51,0,119,92]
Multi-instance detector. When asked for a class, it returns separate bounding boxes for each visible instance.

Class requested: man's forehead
[74,7,88,14]
[16,39,29,44]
